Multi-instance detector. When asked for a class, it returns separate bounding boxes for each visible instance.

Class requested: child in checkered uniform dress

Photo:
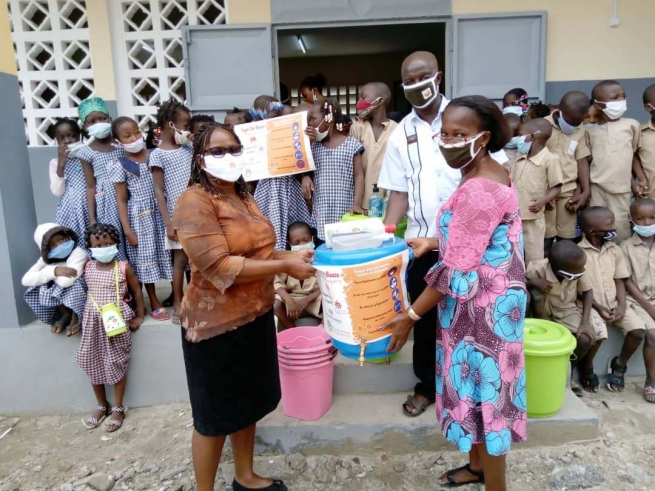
[76,224,146,432]
[304,99,365,241]
[109,116,172,322]
[151,100,194,324]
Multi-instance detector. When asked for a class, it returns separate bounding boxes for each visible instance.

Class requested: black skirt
[181,310,281,436]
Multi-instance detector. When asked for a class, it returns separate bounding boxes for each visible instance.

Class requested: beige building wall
[452,0,655,82]
[227,0,271,23]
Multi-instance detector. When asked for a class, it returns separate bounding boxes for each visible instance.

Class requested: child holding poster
[303,99,365,241]
[274,221,322,330]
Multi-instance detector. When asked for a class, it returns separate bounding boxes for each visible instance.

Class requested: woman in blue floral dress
[385,96,526,490]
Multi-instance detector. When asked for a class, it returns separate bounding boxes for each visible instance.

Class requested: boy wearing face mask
[586,80,646,242]
[578,206,645,393]
[639,84,655,200]
[526,240,605,395]
[274,222,322,330]
[544,91,593,243]
[618,199,655,402]
[350,82,398,211]
[509,118,562,265]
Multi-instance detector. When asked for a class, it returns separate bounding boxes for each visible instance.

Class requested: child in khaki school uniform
[577,207,650,393]
[617,199,655,402]
[509,118,563,265]
[639,84,655,200]
[586,80,646,242]
[503,112,522,163]
[544,91,593,241]
[526,241,606,395]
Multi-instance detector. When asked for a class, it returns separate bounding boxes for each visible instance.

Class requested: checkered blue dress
[311,137,364,240]
[149,144,193,220]
[108,157,173,284]
[254,176,315,250]
[23,272,87,325]
[77,145,127,261]
[54,157,90,249]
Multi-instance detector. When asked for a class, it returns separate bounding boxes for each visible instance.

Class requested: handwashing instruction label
[314,250,411,344]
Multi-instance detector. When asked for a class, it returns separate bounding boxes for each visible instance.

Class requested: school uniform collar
[630,232,651,247]
[515,147,549,166]
[579,236,612,253]
[646,120,655,131]
[545,263,560,284]
[407,94,450,128]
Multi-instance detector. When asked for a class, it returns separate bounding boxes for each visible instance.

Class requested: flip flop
[402,394,431,417]
[172,312,182,325]
[645,385,655,403]
[51,317,69,334]
[66,323,81,337]
[439,463,485,487]
[150,308,171,321]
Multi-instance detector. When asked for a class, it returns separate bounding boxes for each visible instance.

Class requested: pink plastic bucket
[277,348,338,364]
[278,352,337,367]
[277,326,332,355]
[278,357,335,421]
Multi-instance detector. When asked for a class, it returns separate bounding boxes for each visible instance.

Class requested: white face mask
[503,106,524,117]
[600,99,627,120]
[66,140,85,158]
[87,122,112,139]
[170,122,191,145]
[203,155,243,182]
[315,118,329,142]
[291,241,315,251]
[119,138,145,154]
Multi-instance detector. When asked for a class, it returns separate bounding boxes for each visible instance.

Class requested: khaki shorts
[589,184,631,243]
[523,216,546,266]
[617,301,655,334]
[554,308,608,340]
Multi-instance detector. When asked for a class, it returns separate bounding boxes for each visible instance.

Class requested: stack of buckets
[277,326,337,421]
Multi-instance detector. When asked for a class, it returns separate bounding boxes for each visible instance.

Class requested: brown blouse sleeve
[173,188,245,294]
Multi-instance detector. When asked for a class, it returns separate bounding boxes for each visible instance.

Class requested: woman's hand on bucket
[406,237,438,258]
[284,250,315,280]
[382,313,415,353]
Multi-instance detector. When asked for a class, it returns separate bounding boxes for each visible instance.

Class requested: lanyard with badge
[88,261,127,337]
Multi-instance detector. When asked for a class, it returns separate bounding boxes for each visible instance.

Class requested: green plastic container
[524,318,577,418]
[340,213,407,239]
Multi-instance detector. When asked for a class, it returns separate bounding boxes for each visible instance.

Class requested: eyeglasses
[433,131,485,145]
[204,145,243,158]
[558,270,585,281]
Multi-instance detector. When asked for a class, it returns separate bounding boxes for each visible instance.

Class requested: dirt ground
[1,377,654,491]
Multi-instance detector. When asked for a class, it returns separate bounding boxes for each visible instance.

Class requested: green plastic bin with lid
[524,318,577,418]
[340,213,407,239]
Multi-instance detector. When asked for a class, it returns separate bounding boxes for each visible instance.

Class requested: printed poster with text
[314,250,411,345]
[234,111,315,182]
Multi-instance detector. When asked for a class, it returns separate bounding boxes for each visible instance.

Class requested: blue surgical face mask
[90,244,118,263]
[48,239,75,260]
[506,136,521,149]
[517,135,532,155]
[558,115,580,135]
[87,122,112,139]
[290,241,315,251]
[633,223,655,237]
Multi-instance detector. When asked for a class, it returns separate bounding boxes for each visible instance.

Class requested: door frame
[271,17,453,102]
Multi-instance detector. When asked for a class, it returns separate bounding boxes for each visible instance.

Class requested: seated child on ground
[274,222,322,330]
[617,199,655,402]
[526,240,606,395]
[22,223,88,337]
[577,206,647,393]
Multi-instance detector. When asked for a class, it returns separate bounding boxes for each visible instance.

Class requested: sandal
[82,404,110,430]
[150,308,171,321]
[172,312,182,325]
[51,316,69,334]
[438,464,485,487]
[232,479,287,491]
[607,356,627,392]
[645,385,655,403]
[580,371,600,393]
[105,406,127,433]
[571,380,584,398]
[402,394,432,417]
[66,323,81,337]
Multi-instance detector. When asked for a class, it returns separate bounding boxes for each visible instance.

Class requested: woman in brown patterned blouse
[173,123,315,491]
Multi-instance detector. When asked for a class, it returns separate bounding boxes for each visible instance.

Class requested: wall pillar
[0,1,38,327]
[86,0,118,116]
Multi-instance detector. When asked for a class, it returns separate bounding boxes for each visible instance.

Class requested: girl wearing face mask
[173,123,315,491]
[77,97,127,262]
[384,96,526,489]
[77,223,145,432]
[108,117,172,322]
[150,99,193,324]
[253,97,315,251]
[502,87,529,118]
[22,223,88,337]
[300,73,327,105]
[274,221,322,330]
[303,100,365,242]
[48,118,90,249]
